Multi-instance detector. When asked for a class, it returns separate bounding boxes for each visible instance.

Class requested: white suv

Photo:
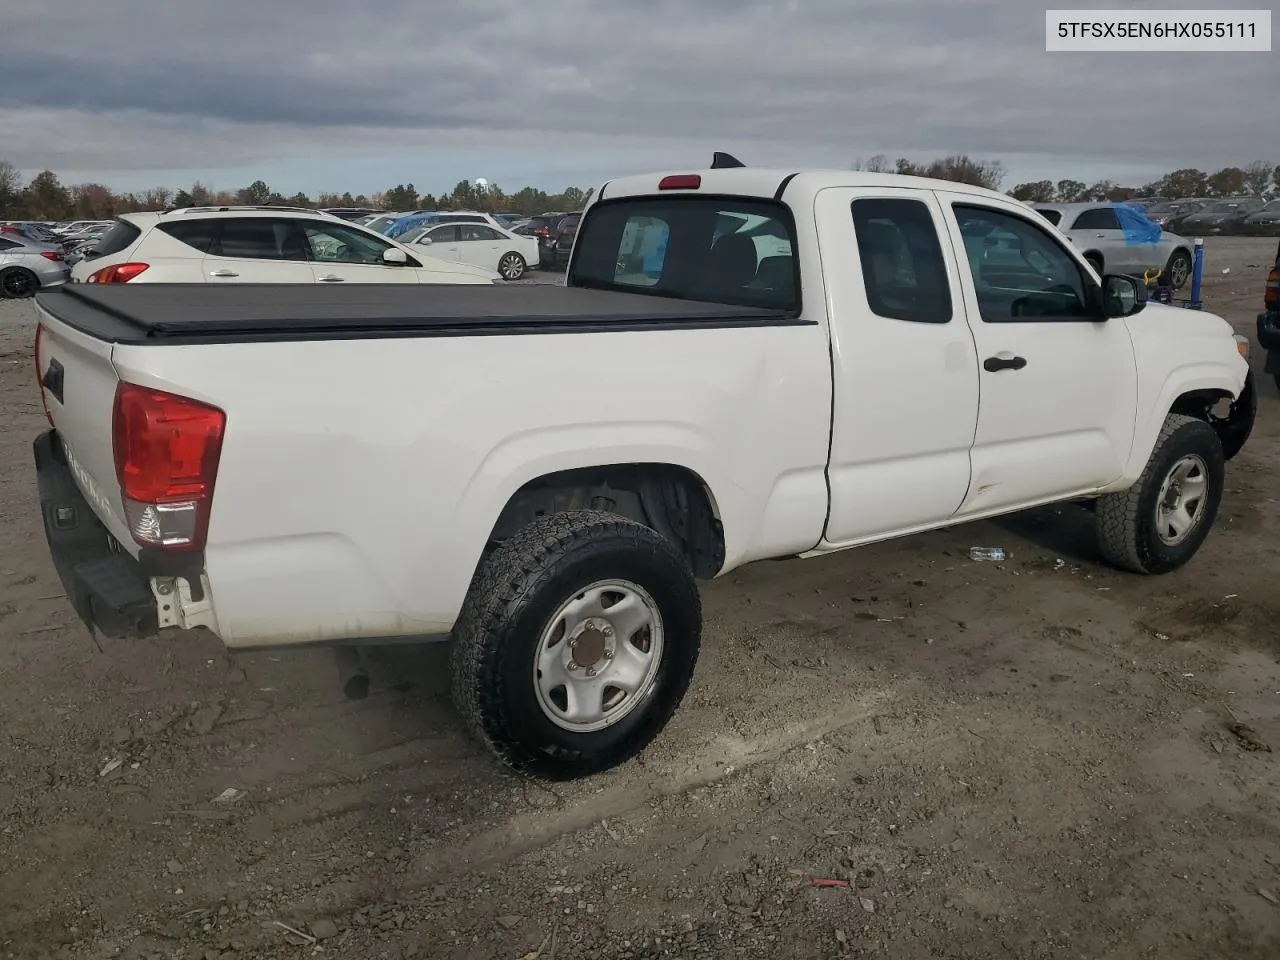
[71,207,500,285]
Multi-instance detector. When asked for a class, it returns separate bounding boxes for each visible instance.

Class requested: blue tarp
[385,213,440,239]
[1113,203,1162,245]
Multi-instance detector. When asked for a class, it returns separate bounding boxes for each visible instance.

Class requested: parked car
[1257,240,1280,392]
[525,211,572,265]
[385,211,509,240]
[1178,198,1266,234]
[1031,202,1194,288]
[30,161,1251,780]
[0,234,69,297]
[408,222,540,280]
[1243,200,1280,235]
[70,207,500,285]
[550,212,581,268]
[317,207,381,221]
[362,212,410,234]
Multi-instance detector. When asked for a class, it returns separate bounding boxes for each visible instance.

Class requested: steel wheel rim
[1169,256,1189,287]
[2,271,33,297]
[533,578,665,733]
[1155,454,1208,546]
[500,253,523,280]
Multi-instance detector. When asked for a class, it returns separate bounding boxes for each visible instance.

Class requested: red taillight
[659,174,701,190]
[40,251,63,262]
[112,382,225,551]
[87,262,149,284]
[34,323,53,426]
[1265,267,1279,308]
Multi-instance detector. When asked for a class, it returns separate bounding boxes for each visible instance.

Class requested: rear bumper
[33,429,159,638]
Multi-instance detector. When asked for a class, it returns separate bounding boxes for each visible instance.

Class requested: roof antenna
[711,152,745,169]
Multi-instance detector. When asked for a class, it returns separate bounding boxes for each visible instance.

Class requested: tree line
[3,154,1279,222]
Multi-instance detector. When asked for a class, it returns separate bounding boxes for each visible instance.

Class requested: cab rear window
[569,197,799,311]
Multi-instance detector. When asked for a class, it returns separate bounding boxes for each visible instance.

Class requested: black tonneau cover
[36,283,801,345]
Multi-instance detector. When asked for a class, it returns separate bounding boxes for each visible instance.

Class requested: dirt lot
[1,241,1279,960]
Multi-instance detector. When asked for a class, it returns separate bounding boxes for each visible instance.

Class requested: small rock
[835,929,848,945]
[859,897,876,914]
[99,758,124,778]
[496,915,523,930]
[167,860,184,875]
[212,787,245,804]
[309,918,339,940]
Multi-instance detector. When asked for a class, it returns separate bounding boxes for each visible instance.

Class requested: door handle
[984,354,1027,372]
[1095,233,1106,238]
[209,269,238,278]
[317,274,345,282]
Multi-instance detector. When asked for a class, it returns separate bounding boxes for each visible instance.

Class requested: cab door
[815,187,980,546]
[938,193,1138,516]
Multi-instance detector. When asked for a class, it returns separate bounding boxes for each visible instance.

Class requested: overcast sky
[0,0,1274,198]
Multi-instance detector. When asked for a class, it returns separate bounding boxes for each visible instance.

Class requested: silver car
[1031,202,1194,289]
[0,233,71,298]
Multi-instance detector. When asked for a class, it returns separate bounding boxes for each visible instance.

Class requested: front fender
[1117,358,1248,485]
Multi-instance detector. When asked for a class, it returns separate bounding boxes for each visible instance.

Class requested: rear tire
[1084,253,1104,275]
[498,252,526,281]
[0,267,38,299]
[1096,414,1224,574]
[1164,249,1192,290]
[449,510,701,780]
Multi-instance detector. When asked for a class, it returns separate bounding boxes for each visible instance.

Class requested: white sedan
[407,222,541,281]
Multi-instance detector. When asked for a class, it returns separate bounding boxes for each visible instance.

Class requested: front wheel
[449,510,701,779]
[1096,414,1224,574]
[498,252,526,281]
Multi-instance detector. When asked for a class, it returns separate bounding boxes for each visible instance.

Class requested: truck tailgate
[35,305,135,554]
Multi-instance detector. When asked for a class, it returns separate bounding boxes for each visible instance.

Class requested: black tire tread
[449,510,699,777]
[1096,413,1216,574]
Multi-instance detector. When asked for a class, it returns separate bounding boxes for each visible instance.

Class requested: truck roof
[598,167,1017,206]
[36,283,799,346]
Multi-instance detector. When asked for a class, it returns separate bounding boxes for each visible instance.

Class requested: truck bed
[35,283,801,345]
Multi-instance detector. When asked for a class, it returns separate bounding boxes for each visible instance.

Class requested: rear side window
[214,218,308,260]
[1036,209,1063,226]
[1072,208,1121,230]
[571,198,799,311]
[156,219,219,253]
[851,199,951,324]
[95,220,142,257]
[0,237,17,251]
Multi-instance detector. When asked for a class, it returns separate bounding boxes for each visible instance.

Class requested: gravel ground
[1,240,1278,960]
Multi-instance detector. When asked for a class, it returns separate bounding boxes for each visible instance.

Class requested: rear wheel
[1164,249,1192,290]
[1096,414,1224,574]
[449,510,701,779]
[0,267,38,299]
[498,252,526,281]
[1084,252,1104,275]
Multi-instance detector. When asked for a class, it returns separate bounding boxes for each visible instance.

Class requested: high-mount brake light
[33,323,52,426]
[112,383,225,551]
[87,262,149,284]
[659,175,702,190]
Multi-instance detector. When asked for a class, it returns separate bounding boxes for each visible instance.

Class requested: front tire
[1096,414,1224,574]
[0,267,38,299]
[449,511,701,780]
[498,252,526,281]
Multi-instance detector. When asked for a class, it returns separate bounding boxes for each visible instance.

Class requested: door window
[953,204,1094,322]
[1071,207,1122,230]
[460,224,501,242]
[302,221,396,264]
[214,218,309,260]
[851,198,951,324]
[424,224,460,243]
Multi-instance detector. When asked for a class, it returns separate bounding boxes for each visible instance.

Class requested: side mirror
[382,247,408,265]
[1101,274,1146,318]
[417,237,432,245]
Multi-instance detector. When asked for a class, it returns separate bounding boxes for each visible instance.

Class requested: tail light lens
[112,383,225,551]
[1265,266,1279,309]
[34,323,53,426]
[88,262,149,284]
[40,251,63,262]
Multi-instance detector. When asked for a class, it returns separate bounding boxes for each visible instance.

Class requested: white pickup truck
[31,163,1254,780]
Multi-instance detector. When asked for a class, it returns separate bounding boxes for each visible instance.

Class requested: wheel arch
[1120,368,1247,483]
[485,461,726,579]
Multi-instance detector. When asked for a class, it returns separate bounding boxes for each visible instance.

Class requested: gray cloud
[0,0,1274,183]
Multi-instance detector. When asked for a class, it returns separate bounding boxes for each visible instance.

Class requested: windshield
[569,197,799,311]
